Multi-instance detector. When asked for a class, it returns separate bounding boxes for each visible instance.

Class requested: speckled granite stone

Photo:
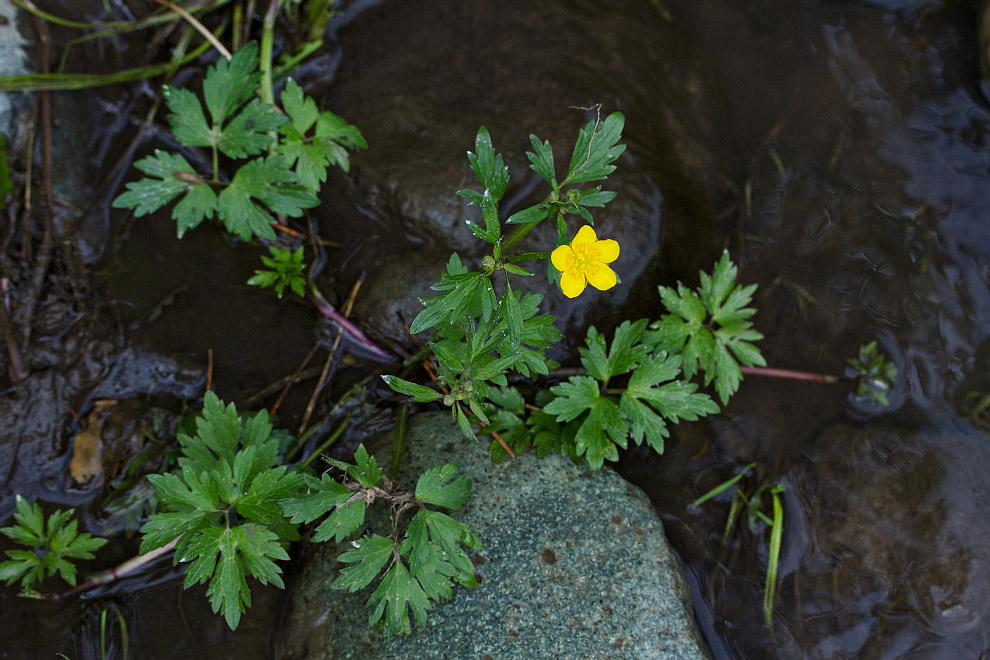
[278,412,708,660]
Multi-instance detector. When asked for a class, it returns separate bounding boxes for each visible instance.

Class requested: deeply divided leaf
[415,464,471,510]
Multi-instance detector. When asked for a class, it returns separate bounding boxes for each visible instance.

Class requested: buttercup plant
[384,114,765,472]
[2,32,901,635]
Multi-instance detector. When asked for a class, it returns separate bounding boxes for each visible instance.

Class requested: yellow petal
[572,224,598,247]
[560,268,587,298]
[551,244,576,272]
[585,263,617,291]
[595,238,619,264]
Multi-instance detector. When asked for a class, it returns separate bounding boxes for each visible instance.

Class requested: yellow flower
[550,225,620,298]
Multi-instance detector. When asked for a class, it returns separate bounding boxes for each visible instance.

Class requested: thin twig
[0,287,26,381]
[153,0,231,59]
[245,364,323,408]
[19,113,34,261]
[298,275,366,436]
[268,343,320,416]
[50,536,179,601]
[299,346,337,438]
[205,348,214,391]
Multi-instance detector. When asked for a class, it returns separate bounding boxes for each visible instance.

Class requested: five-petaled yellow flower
[550,225,620,298]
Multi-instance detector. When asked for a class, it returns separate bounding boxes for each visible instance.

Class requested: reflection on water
[618,0,990,658]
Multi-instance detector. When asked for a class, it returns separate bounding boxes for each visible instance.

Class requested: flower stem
[506,251,549,262]
[260,0,277,106]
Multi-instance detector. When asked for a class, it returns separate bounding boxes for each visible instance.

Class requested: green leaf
[137,392,302,629]
[573,397,627,470]
[562,112,626,187]
[349,445,383,489]
[430,340,464,373]
[280,78,320,133]
[6,496,44,545]
[381,375,442,402]
[368,559,432,639]
[279,473,352,524]
[172,181,219,237]
[503,286,523,352]
[203,43,262,126]
[0,552,36,586]
[164,86,212,148]
[480,188,500,243]
[202,523,287,630]
[415,464,471,510]
[217,156,318,241]
[526,134,556,186]
[179,391,241,472]
[402,511,453,602]
[620,353,719,453]
[655,252,764,404]
[0,497,108,592]
[713,342,742,405]
[248,246,306,299]
[470,352,520,384]
[466,127,508,202]
[700,250,737,313]
[577,187,616,208]
[312,499,366,543]
[112,151,217,237]
[334,533,394,592]
[579,320,649,383]
[544,376,600,421]
[217,98,285,158]
[409,273,483,335]
[277,79,366,189]
[455,404,477,441]
[505,203,550,225]
[423,510,479,579]
[235,466,305,529]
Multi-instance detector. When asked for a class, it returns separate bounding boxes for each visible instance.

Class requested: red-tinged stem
[740,365,839,384]
[308,285,391,362]
[50,536,178,601]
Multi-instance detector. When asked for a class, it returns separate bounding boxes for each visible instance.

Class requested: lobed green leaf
[415,464,471,510]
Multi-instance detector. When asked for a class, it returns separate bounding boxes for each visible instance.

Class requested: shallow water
[615,1,990,657]
[1,0,989,658]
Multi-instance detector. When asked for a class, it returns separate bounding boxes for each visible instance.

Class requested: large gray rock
[278,412,708,660]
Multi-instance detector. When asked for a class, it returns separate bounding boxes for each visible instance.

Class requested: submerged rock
[314,0,722,344]
[278,411,708,660]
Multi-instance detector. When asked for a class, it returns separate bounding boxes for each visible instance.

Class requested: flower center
[572,242,599,269]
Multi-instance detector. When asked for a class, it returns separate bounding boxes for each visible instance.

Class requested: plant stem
[506,251,549,262]
[764,489,784,628]
[299,419,348,470]
[389,403,409,480]
[502,220,541,251]
[260,0,278,106]
[0,38,215,91]
[740,365,839,383]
